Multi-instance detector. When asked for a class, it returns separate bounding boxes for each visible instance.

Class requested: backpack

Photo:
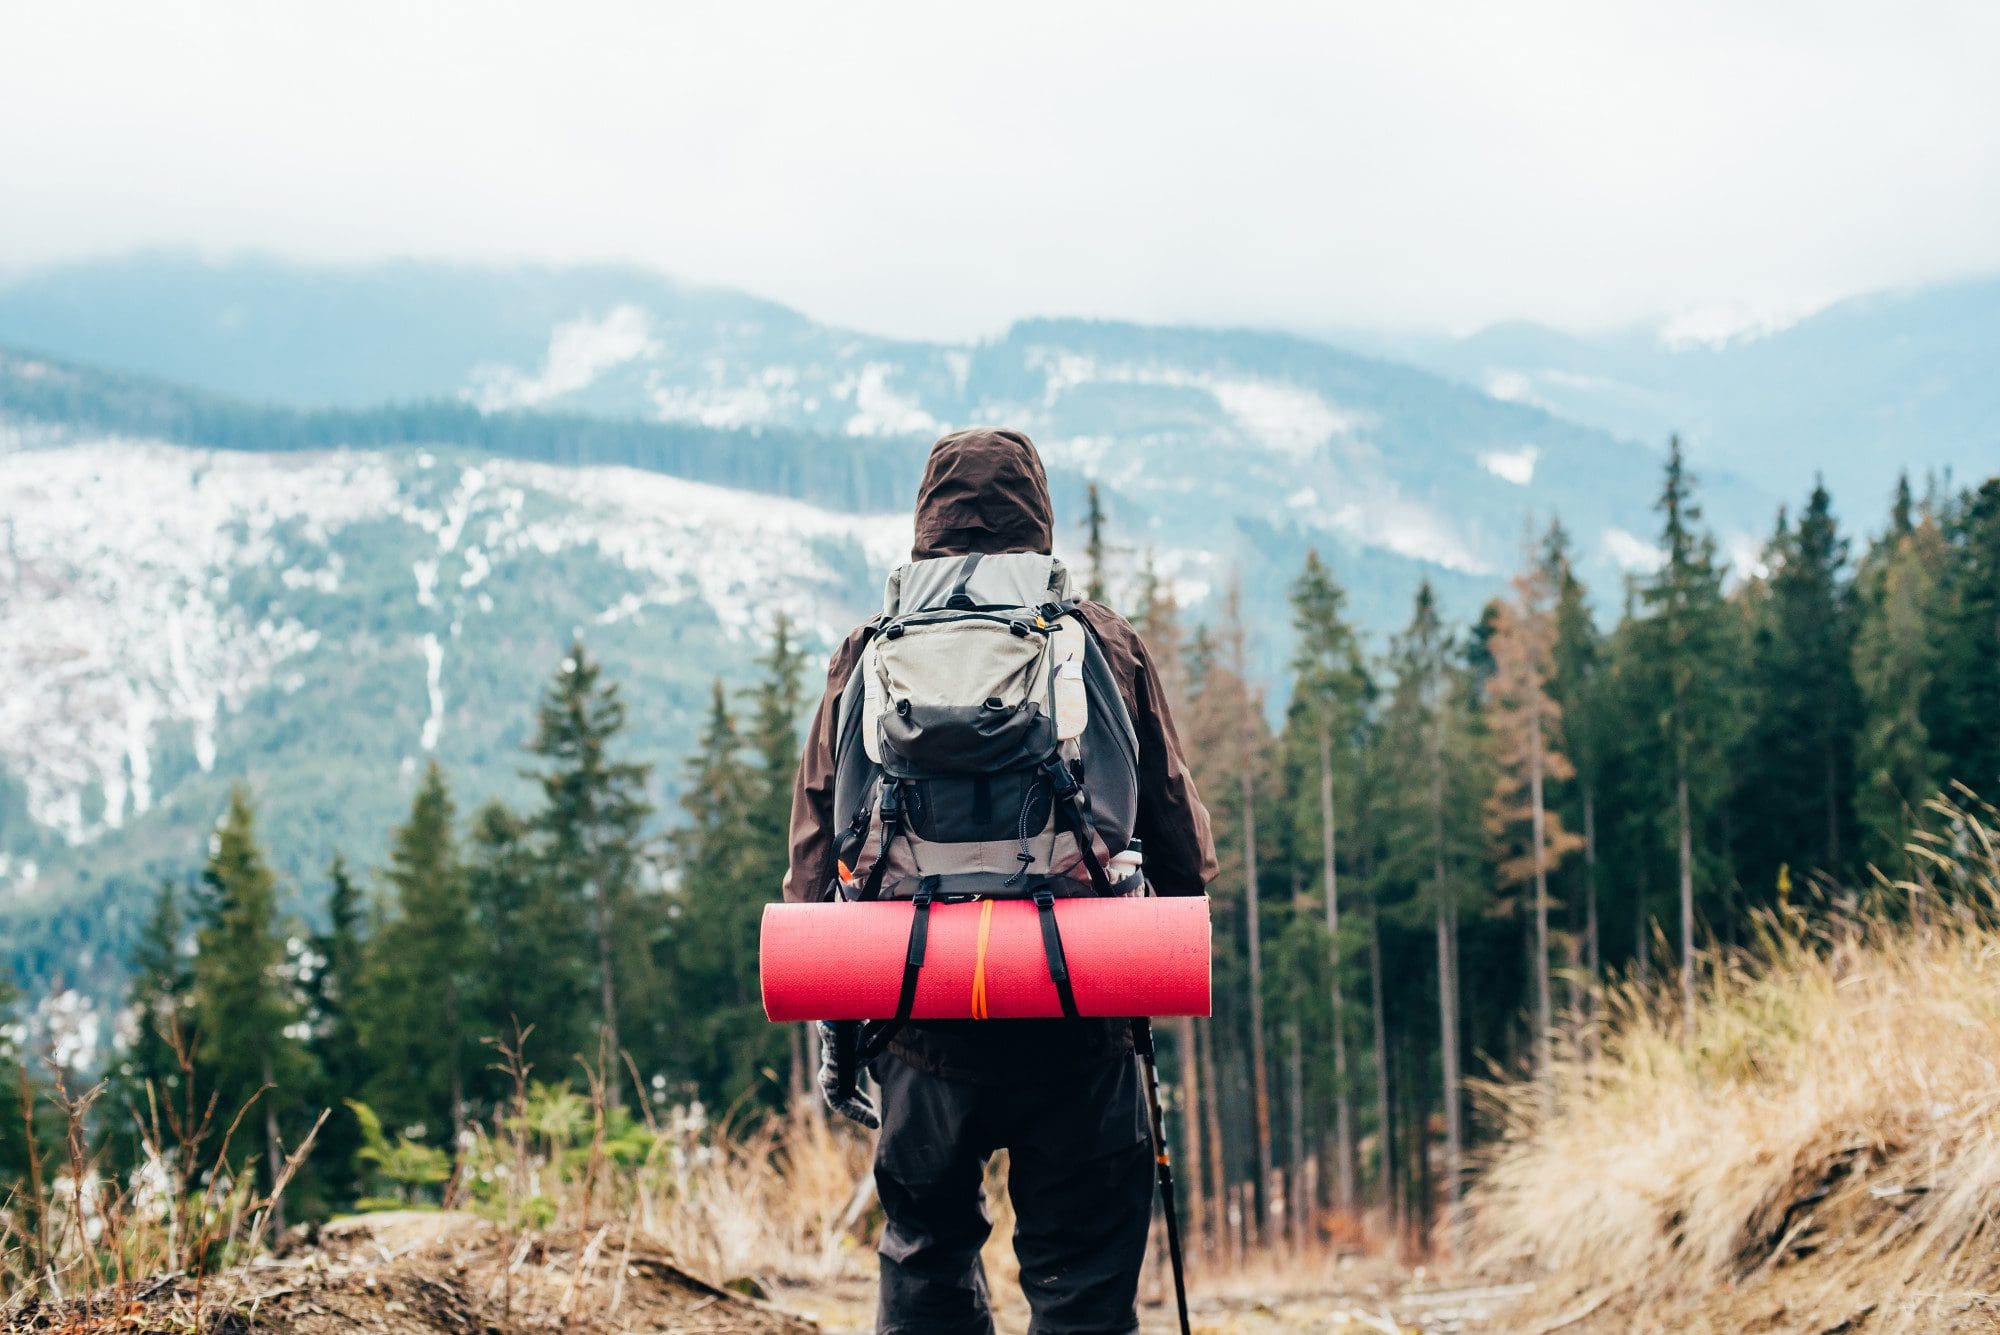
[826,551,1142,1048]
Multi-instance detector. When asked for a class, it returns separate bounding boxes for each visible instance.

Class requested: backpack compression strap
[1040,756,1118,898]
[856,878,937,1061]
[1033,887,1082,1020]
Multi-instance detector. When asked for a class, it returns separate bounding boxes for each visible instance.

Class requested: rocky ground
[5,1212,1558,1334]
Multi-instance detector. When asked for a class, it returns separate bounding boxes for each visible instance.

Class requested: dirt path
[776,1268,1537,1334]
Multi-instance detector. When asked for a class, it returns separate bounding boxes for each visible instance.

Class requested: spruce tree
[466,798,586,1092]
[528,641,656,1106]
[1482,555,1583,1097]
[1736,482,1859,895]
[1132,556,1213,1247]
[741,617,809,1101]
[1633,440,1744,1029]
[190,786,310,1207]
[358,762,470,1140]
[1376,580,1486,1246]
[1931,480,2000,799]
[1084,483,1109,602]
[111,880,193,1165]
[1542,523,1604,997]
[1281,549,1370,1213]
[307,856,368,1204]
[666,679,763,1104]
[1853,477,1945,867]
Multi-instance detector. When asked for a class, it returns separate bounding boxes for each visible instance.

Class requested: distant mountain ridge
[1343,278,2000,510]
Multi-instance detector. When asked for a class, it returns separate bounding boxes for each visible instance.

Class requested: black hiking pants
[872,1052,1155,1335]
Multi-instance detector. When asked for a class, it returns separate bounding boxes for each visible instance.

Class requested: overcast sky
[5,1,1998,341]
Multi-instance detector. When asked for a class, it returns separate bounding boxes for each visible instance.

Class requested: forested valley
[6,439,1999,1291]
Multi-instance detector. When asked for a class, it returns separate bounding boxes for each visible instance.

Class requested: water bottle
[1108,838,1145,890]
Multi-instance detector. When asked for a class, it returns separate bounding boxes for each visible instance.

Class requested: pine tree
[1543,523,1604,1000]
[1377,580,1486,1246]
[1224,581,1277,1236]
[1282,549,1370,1214]
[358,762,470,1140]
[1084,483,1109,602]
[1482,555,1584,1095]
[528,641,656,1106]
[464,797,585,1085]
[190,786,311,1211]
[1633,440,1744,1029]
[1931,480,2000,800]
[307,856,368,1204]
[739,617,810,1105]
[1132,556,1210,1250]
[1853,477,1945,868]
[113,881,193,1153]
[1736,482,1859,895]
[666,679,762,1103]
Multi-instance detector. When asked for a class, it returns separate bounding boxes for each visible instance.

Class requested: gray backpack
[827,552,1142,1044]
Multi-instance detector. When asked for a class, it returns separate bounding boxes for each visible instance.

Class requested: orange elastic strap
[969,898,996,1020]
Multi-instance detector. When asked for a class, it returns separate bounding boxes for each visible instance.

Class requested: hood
[911,427,1054,559]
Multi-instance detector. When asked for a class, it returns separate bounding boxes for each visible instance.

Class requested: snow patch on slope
[841,363,939,437]
[0,437,379,843]
[1026,349,1363,461]
[0,434,911,846]
[1479,446,1540,486]
[1329,492,1490,574]
[1602,526,1663,573]
[1657,301,1819,352]
[469,306,660,410]
[480,458,910,641]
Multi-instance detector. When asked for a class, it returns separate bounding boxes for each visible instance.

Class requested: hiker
[784,427,1217,1335]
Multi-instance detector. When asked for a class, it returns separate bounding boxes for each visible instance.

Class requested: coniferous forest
[6,441,1999,1259]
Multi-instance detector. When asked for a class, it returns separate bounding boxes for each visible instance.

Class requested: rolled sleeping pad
[760,895,1212,1022]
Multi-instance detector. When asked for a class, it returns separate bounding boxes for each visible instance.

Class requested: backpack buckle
[1040,756,1081,801]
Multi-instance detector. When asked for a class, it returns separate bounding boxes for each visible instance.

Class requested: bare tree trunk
[1434,887,1463,1254]
[1176,1016,1207,1255]
[1583,787,1600,985]
[1583,786,1601,1061]
[1676,737,1696,1034]
[590,871,624,1111]
[262,1054,285,1233]
[1369,908,1393,1219]
[1428,704,1464,1254]
[1287,1020,1307,1251]
[1198,1014,1227,1261]
[1528,692,1554,1112]
[1320,729,1356,1214]
[1241,751,1274,1231]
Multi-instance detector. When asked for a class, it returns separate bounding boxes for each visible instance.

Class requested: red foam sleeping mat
[760,895,1212,1022]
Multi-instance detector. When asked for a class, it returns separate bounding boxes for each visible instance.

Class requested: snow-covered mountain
[0,257,1800,1012]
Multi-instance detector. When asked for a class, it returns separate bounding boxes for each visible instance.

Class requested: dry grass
[1469,794,2000,1333]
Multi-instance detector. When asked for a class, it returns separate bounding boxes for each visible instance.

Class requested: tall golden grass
[1469,793,2000,1332]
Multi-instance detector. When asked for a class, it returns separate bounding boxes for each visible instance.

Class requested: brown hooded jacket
[784,427,1218,1084]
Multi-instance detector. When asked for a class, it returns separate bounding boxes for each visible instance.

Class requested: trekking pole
[1133,1018,1192,1335]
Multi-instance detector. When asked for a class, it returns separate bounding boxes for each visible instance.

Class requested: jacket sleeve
[782,630,867,904]
[1076,602,1218,897]
[1125,630,1219,897]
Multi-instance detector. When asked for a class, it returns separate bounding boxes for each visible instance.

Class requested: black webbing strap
[1041,757,1118,898]
[856,779,904,902]
[1033,887,1082,1020]
[946,552,984,608]
[858,880,936,1060]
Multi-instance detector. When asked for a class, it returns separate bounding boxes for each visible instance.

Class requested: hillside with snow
[0,258,1801,1022]
[0,421,909,1014]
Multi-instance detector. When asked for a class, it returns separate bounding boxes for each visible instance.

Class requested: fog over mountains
[1,253,1992,1029]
